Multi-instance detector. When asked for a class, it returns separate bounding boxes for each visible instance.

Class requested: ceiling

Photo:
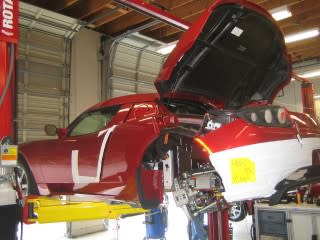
[21,0,320,63]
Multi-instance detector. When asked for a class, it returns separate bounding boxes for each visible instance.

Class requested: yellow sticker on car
[230,157,256,184]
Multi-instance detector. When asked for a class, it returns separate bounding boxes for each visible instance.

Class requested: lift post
[292,73,316,117]
[24,196,149,224]
[207,201,230,240]
[0,0,20,239]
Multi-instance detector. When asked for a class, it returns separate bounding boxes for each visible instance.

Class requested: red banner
[0,0,18,43]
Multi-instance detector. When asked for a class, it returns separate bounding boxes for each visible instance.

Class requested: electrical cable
[0,43,15,108]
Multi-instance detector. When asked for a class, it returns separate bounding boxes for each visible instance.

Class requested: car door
[40,105,123,185]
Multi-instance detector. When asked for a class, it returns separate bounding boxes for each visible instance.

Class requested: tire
[228,201,247,222]
[17,158,39,196]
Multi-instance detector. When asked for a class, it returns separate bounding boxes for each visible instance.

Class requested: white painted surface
[70,28,102,122]
[71,126,116,183]
[274,79,303,113]
[210,138,320,202]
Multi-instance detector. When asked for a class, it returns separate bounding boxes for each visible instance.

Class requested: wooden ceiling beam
[286,36,320,49]
[287,0,320,15]
[278,5,320,29]
[151,0,199,10]
[143,0,212,40]
[63,0,113,19]
[43,0,80,11]
[161,32,183,43]
[287,36,320,61]
[290,47,320,60]
[112,0,196,33]
[281,17,320,35]
[291,47,320,62]
[97,0,198,35]
[92,9,132,28]
[143,0,314,41]
[145,13,201,41]
[99,11,150,35]
[253,0,302,10]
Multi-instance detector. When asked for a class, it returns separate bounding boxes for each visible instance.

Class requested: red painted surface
[301,82,316,117]
[292,73,316,117]
[207,205,230,240]
[155,0,286,83]
[198,112,320,154]
[0,41,15,141]
[0,0,18,141]
[0,0,19,43]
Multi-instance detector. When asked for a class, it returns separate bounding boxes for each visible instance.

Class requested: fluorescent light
[285,28,320,43]
[314,95,320,99]
[270,6,292,21]
[157,44,176,55]
[299,70,320,78]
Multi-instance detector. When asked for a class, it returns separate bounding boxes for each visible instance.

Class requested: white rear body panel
[209,137,320,202]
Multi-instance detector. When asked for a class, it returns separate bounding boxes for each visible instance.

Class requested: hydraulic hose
[0,43,15,108]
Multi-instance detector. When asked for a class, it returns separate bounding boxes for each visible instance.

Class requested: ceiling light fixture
[314,95,320,100]
[270,6,292,21]
[157,43,177,55]
[285,28,320,43]
[299,70,320,78]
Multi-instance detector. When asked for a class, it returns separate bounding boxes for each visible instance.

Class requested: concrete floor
[20,193,253,240]
[21,213,253,240]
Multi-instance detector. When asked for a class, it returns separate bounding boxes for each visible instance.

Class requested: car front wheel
[16,158,38,196]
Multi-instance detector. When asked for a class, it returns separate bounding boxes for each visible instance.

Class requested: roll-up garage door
[110,41,166,98]
[17,2,81,143]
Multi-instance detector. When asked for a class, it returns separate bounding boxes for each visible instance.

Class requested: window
[68,105,120,137]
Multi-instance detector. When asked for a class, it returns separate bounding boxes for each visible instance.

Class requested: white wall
[70,28,102,122]
[274,79,303,113]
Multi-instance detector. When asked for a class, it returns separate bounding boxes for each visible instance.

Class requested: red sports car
[18,0,320,216]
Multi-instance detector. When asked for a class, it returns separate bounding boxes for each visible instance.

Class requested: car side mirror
[44,124,57,136]
[56,128,67,139]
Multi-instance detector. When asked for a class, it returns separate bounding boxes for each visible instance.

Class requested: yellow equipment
[24,196,149,224]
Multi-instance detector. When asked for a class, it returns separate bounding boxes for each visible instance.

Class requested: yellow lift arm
[24,196,149,224]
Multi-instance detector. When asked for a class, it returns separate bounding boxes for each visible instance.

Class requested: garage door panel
[137,72,157,83]
[19,61,66,77]
[108,42,166,98]
[112,66,136,80]
[17,93,66,143]
[17,6,77,143]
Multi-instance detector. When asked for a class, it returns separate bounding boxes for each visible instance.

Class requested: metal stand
[207,198,230,240]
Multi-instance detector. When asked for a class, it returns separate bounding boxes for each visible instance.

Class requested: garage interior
[1,0,320,239]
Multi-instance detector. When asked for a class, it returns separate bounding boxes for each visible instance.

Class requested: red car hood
[155,0,291,109]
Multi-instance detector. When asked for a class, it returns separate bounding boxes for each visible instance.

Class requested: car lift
[0,0,20,239]
[24,196,149,224]
[292,73,316,117]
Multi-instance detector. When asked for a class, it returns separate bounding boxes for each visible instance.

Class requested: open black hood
[155,0,291,108]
